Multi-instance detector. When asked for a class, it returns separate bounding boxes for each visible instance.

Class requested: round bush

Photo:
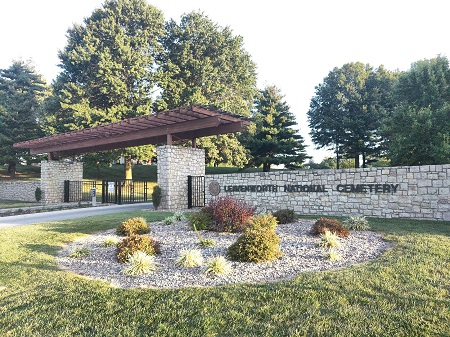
[116,217,150,236]
[312,218,349,238]
[273,209,296,224]
[227,214,282,263]
[187,208,213,230]
[116,234,160,263]
[206,196,256,233]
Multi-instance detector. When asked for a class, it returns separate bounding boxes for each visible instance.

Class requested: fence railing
[64,180,98,203]
[101,180,149,204]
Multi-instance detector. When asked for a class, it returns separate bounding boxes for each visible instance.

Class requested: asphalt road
[0,203,154,229]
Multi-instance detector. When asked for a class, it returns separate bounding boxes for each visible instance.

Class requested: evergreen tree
[155,11,258,166]
[42,0,164,177]
[241,86,309,172]
[0,60,47,177]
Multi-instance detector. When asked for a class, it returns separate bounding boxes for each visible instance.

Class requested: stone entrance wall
[0,181,41,202]
[41,161,83,204]
[157,145,205,210]
[205,164,450,221]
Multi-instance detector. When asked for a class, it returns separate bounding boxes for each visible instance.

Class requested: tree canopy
[382,55,450,165]
[42,0,165,177]
[307,62,397,168]
[240,86,309,171]
[0,60,47,177]
[155,11,258,166]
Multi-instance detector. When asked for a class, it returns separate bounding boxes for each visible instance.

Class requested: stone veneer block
[157,145,205,210]
[41,160,83,204]
[205,164,450,221]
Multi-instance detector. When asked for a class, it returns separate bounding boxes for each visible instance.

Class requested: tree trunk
[8,162,16,178]
[125,157,133,180]
[362,152,366,168]
[354,154,360,168]
[263,162,271,172]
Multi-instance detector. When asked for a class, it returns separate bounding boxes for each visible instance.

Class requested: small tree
[241,86,309,171]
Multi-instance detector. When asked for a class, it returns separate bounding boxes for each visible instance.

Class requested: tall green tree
[307,62,396,168]
[155,11,258,166]
[0,61,47,177]
[382,55,450,165]
[43,0,164,178]
[240,86,309,172]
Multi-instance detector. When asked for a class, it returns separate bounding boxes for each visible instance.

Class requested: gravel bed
[56,220,391,289]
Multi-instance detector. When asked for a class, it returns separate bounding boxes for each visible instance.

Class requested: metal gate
[64,180,97,203]
[101,179,149,204]
[188,175,205,208]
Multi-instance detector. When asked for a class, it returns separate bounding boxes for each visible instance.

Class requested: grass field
[0,213,449,336]
[0,199,41,209]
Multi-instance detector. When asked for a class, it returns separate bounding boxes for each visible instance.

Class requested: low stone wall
[0,181,41,202]
[205,164,450,221]
[157,145,205,210]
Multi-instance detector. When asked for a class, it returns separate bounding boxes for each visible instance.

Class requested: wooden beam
[28,116,222,155]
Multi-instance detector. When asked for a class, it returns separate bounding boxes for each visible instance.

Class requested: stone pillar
[157,145,205,210]
[41,160,83,204]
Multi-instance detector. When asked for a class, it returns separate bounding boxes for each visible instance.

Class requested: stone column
[157,145,205,210]
[41,160,83,204]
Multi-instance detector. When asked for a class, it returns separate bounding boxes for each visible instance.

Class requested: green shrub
[116,235,160,263]
[100,236,119,247]
[312,218,349,238]
[70,247,91,259]
[317,230,341,248]
[35,187,42,202]
[152,185,162,209]
[162,216,176,226]
[273,209,296,224]
[343,216,371,230]
[227,214,282,263]
[205,256,232,275]
[206,196,256,233]
[187,208,213,230]
[176,249,204,267]
[247,213,278,231]
[173,211,185,221]
[199,238,215,247]
[123,251,156,276]
[116,217,150,236]
[326,250,342,261]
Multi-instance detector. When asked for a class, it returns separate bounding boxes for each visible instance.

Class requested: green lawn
[0,213,449,336]
[0,199,41,209]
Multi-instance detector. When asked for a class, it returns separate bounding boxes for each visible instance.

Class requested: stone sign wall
[157,145,205,210]
[205,164,450,221]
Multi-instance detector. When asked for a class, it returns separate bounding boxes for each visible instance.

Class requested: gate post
[188,176,193,209]
[64,180,70,203]
[157,145,205,210]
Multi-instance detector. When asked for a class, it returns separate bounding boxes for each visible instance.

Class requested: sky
[1,0,449,162]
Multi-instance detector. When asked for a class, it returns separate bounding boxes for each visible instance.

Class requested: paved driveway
[0,203,154,229]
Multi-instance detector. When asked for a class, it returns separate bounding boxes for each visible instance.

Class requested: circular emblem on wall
[209,181,221,196]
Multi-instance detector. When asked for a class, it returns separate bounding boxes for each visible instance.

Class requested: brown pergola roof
[14,105,250,157]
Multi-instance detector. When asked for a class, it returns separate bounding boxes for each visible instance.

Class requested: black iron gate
[101,180,149,204]
[64,180,97,203]
[188,175,205,208]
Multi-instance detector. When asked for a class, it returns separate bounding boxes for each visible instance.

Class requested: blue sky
[1,0,448,161]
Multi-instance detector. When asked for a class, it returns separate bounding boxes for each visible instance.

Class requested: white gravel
[56,220,391,289]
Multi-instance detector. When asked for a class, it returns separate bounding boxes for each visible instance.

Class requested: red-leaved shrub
[205,196,256,233]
